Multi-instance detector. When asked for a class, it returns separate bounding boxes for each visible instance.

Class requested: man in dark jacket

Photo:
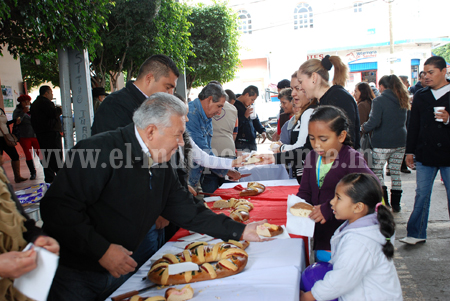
[41,93,263,301]
[91,54,179,135]
[30,85,62,183]
[409,71,426,95]
[234,85,267,152]
[90,54,180,279]
[401,56,450,245]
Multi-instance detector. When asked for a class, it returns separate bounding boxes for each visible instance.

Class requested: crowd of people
[0,53,449,301]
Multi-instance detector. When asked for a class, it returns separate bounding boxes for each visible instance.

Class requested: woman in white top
[267,72,318,183]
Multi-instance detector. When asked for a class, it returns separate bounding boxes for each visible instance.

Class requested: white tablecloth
[238,164,289,182]
[109,239,305,301]
[220,178,299,189]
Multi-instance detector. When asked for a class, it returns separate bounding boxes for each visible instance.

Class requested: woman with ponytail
[297,55,361,149]
[362,75,410,212]
[300,173,402,301]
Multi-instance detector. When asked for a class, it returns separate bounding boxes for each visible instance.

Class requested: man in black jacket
[401,56,450,245]
[42,93,264,301]
[91,54,179,135]
[91,54,180,269]
[409,71,427,95]
[30,85,62,183]
[234,85,267,152]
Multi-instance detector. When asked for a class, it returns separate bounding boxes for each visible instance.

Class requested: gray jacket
[362,89,407,148]
[13,105,36,138]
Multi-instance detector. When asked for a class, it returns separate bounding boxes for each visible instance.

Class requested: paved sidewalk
[387,170,449,300]
[4,156,44,191]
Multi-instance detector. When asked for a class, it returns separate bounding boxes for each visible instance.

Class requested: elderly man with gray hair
[187,83,241,193]
[41,93,264,301]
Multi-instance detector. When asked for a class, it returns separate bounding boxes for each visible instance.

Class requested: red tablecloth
[169,194,310,263]
[213,184,300,201]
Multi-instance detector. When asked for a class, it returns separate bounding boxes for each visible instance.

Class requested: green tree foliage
[186,2,241,90]
[0,0,109,58]
[20,52,60,88]
[90,0,193,90]
[433,44,450,63]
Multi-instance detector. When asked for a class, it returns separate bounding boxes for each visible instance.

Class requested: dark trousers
[201,172,225,193]
[48,225,164,301]
[235,141,257,152]
[36,131,62,183]
[48,264,127,301]
[0,137,19,161]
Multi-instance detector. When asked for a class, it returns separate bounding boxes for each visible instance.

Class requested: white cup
[434,106,446,122]
[249,104,257,120]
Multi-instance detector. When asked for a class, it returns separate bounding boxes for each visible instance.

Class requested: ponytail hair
[338,173,396,260]
[299,55,348,88]
[309,105,353,147]
[329,56,349,87]
[378,75,410,110]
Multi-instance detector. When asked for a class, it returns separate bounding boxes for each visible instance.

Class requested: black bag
[12,122,20,140]
[360,132,373,167]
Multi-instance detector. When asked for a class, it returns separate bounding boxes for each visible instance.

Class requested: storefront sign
[307,54,325,60]
[346,51,377,62]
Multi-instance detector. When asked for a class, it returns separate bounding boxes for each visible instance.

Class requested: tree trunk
[109,72,118,91]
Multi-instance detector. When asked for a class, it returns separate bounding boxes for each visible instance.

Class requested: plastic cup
[250,104,257,120]
[434,106,445,122]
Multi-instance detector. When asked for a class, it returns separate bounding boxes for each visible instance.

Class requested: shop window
[294,3,313,30]
[353,2,362,13]
[238,10,252,34]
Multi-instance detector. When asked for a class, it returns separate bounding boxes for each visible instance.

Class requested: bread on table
[148,241,249,285]
[213,198,240,209]
[289,202,314,217]
[212,199,232,209]
[256,223,284,237]
[165,284,194,301]
[230,207,250,222]
[129,295,166,301]
[239,182,265,197]
[243,155,262,165]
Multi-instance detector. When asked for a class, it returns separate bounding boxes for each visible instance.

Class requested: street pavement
[5,154,450,300]
[391,169,450,300]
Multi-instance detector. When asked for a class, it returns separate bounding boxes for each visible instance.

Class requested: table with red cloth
[169,179,311,263]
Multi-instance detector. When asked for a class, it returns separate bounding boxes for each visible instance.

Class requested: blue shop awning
[349,62,378,72]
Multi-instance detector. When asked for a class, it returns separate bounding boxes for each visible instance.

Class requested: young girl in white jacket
[300,173,403,301]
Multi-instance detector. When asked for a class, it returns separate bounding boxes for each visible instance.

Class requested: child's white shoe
[399,237,426,245]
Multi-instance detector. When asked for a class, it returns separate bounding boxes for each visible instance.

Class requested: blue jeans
[406,162,450,239]
[132,224,165,269]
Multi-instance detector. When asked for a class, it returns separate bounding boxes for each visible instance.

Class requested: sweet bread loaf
[212,198,240,209]
[239,182,265,197]
[128,285,194,301]
[256,223,284,237]
[289,202,313,217]
[148,241,249,285]
[243,155,262,165]
[165,285,194,301]
[229,207,250,222]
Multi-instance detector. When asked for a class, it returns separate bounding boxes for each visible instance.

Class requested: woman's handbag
[360,132,373,167]
[0,127,18,147]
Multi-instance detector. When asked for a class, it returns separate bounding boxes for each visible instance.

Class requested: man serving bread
[40,94,268,301]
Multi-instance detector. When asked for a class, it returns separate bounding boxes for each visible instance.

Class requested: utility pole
[385,0,395,74]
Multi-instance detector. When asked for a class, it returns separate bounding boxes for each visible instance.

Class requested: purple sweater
[297,145,376,250]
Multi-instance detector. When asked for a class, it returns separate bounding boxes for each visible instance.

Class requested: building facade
[225,0,449,97]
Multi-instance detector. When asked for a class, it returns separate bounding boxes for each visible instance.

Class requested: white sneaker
[399,237,426,245]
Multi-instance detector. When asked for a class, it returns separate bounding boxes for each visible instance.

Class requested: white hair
[133,92,187,129]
